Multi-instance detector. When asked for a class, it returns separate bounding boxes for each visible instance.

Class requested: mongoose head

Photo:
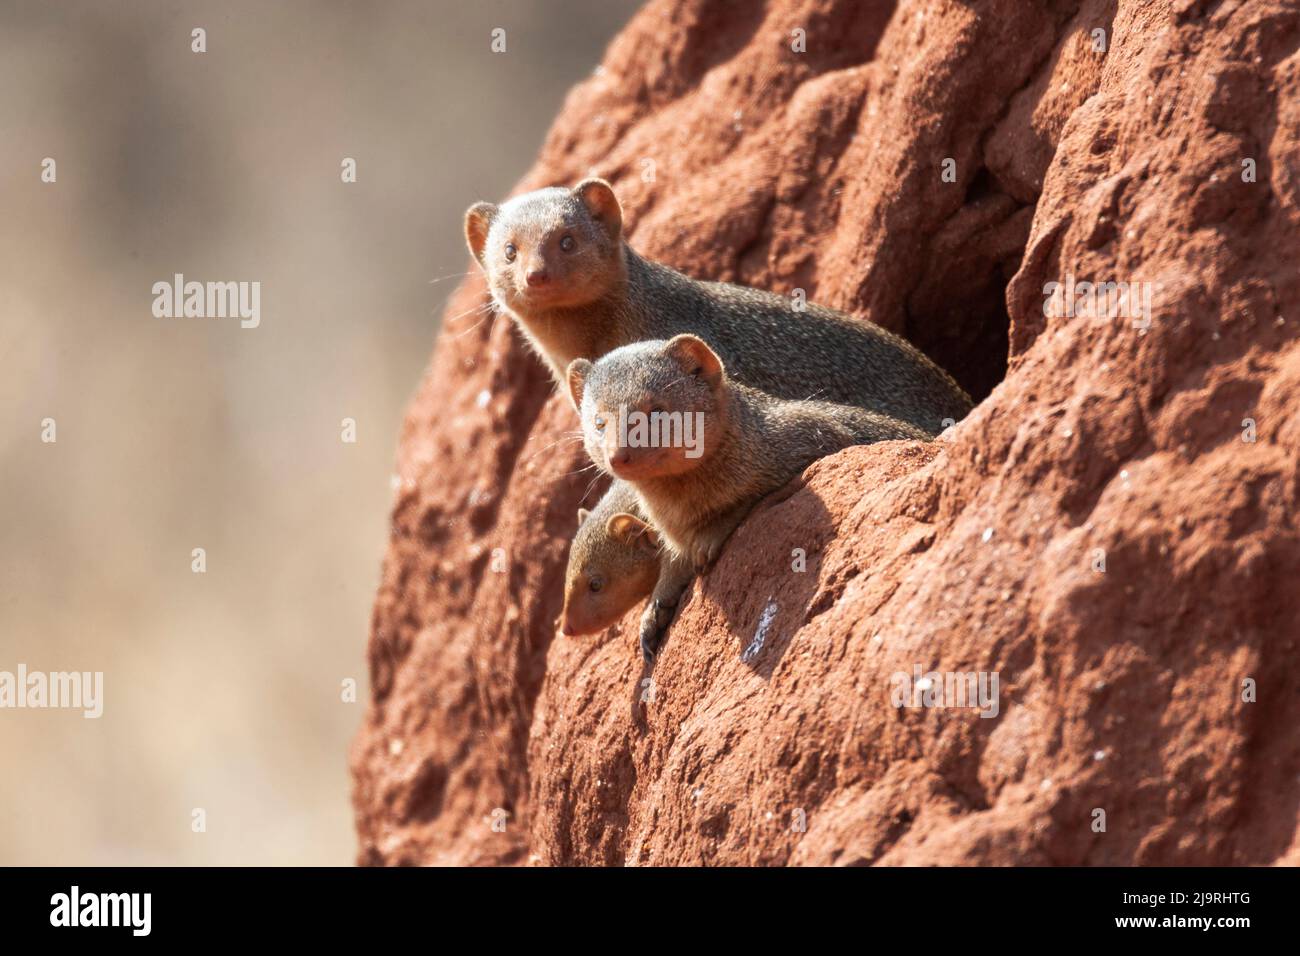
[465,179,623,313]
[561,509,661,636]
[566,334,729,482]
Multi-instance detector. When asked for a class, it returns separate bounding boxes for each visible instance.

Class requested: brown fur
[467,179,972,434]
[560,481,661,638]
[568,335,929,657]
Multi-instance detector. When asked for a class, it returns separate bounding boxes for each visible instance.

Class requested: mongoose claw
[638,615,659,663]
[638,599,675,663]
[692,543,725,574]
[690,542,716,573]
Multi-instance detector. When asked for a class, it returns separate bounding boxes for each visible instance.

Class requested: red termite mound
[351,0,1300,866]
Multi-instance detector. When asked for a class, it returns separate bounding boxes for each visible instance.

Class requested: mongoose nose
[526,269,550,287]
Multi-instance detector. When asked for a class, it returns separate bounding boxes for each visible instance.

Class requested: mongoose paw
[689,544,710,573]
[691,539,723,573]
[638,599,675,663]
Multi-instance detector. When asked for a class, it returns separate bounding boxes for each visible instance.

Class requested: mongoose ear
[573,179,622,240]
[606,513,660,553]
[639,523,661,553]
[577,507,591,527]
[465,202,497,267]
[566,359,593,412]
[665,334,724,388]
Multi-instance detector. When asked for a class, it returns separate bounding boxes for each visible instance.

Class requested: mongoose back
[466,180,972,434]
[568,334,929,658]
[560,480,661,638]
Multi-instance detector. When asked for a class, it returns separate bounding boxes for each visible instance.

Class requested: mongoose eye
[593,414,606,432]
[560,235,576,253]
[504,243,517,262]
[588,576,604,593]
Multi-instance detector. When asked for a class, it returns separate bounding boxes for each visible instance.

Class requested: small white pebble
[476,389,491,408]
[982,527,994,543]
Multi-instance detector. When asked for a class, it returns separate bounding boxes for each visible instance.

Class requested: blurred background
[0,0,641,865]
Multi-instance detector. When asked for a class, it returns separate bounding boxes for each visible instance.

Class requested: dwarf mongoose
[560,480,662,639]
[465,180,971,434]
[568,335,929,659]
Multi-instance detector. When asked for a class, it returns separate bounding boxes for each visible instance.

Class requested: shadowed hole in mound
[400,757,448,824]
[905,167,1034,404]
